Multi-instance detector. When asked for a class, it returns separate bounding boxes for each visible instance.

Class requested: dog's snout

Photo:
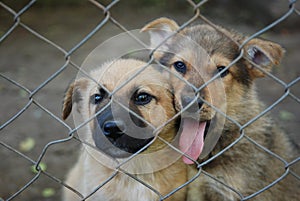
[102,121,125,140]
[182,96,203,112]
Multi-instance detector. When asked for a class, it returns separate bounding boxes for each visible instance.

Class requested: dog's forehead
[176,25,239,60]
[88,59,168,92]
[154,24,241,78]
[120,69,170,96]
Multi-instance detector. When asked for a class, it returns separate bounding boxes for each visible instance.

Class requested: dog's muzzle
[102,120,126,140]
[93,106,154,158]
[181,95,204,113]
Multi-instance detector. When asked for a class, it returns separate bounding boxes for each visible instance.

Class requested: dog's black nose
[182,96,203,112]
[102,121,125,140]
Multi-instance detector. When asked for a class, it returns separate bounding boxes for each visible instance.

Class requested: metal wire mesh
[0,0,299,200]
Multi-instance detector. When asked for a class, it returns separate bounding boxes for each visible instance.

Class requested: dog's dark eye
[134,93,153,106]
[91,88,106,104]
[91,94,103,104]
[173,61,187,74]
[216,66,229,78]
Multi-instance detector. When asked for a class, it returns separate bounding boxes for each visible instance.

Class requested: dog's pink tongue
[179,119,206,164]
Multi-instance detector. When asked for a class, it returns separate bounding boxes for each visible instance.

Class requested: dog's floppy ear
[244,38,285,78]
[62,78,89,120]
[141,17,179,48]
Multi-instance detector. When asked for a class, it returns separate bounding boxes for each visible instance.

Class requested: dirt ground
[0,2,299,201]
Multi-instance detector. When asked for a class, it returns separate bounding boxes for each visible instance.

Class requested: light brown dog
[62,59,189,201]
[142,18,299,200]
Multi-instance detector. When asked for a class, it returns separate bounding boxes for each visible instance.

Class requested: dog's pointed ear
[244,38,285,78]
[141,17,179,48]
[62,78,89,120]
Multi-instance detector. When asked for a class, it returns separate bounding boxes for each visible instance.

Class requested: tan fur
[62,59,187,201]
[142,18,299,200]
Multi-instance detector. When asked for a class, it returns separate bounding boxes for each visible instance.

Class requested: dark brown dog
[142,18,299,200]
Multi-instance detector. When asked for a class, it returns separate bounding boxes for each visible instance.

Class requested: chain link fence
[1,0,299,200]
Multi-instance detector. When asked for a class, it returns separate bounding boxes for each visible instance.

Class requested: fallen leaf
[19,89,27,98]
[42,188,55,198]
[279,110,295,121]
[19,137,35,152]
[31,162,47,173]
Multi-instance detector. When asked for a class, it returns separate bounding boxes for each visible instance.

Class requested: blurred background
[1,0,299,200]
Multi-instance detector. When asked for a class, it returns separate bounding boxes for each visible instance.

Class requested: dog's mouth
[105,133,154,156]
[93,122,155,158]
[93,107,155,158]
[179,118,211,164]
